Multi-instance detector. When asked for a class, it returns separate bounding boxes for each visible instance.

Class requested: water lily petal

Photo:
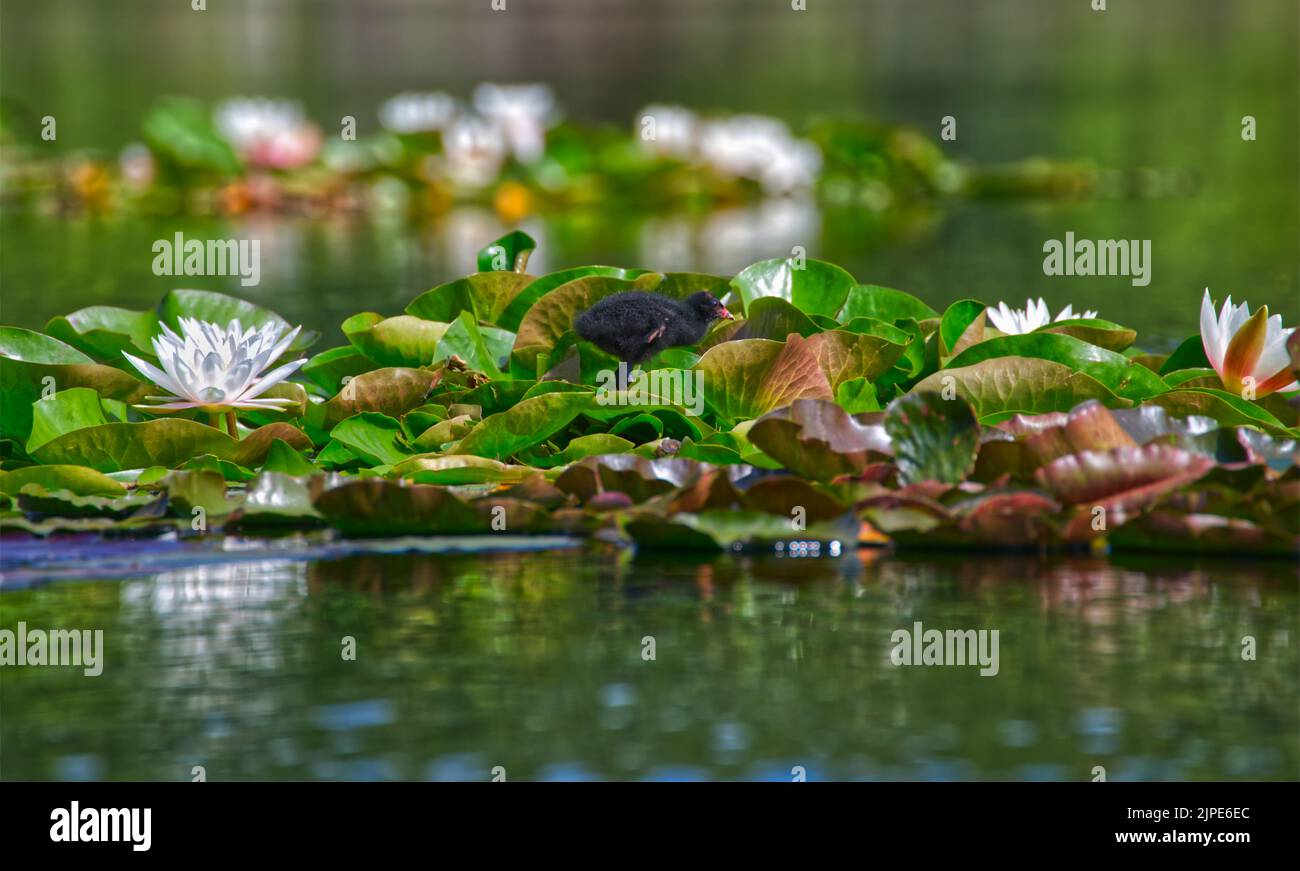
[1221,304,1270,390]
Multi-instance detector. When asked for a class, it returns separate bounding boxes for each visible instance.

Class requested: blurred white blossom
[379,91,459,134]
[214,98,322,170]
[473,83,559,163]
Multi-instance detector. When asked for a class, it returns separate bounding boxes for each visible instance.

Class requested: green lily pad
[477,230,537,273]
[937,299,987,361]
[737,296,821,340]
[1040,318,1137,352]
[840,284,939,323]
[1158,334,1212,376]
[143,96,242,176]
[45,305,162,361]
[31,419,312,472]
[330,412,412,466]
[884,392,980,485]
[0,465,127,497]
[694,336,833,423]
[430,310,505,378]
[452,391,594,460]
[945,333,1168,402]
[1147,388,1290,435]
[730,257,856,319]
[406,271,538,328]
[342,313,448,367]
[260,437,319,475]
[27,387,113,454]
[301,346,377,394]
[805,328,908,390]
[913,356,1123,419]
[0,328,146,441]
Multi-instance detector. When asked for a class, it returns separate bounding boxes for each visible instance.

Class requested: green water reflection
[1,548,1295,781]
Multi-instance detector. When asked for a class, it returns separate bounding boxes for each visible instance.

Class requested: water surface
[2,543,1295,781]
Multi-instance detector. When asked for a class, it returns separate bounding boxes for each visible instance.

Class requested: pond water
[1,541,1295,781]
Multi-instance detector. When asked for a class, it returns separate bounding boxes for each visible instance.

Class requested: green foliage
[5,240,1296,553]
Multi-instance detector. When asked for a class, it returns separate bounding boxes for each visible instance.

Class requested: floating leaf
[805,328,907,390]
[0,465,126,497]
[319,367,437,429]
[736,297,819,340]
[695,336,833,423]
[342,313,447,367]
[406,271,537,328]
[884,392,980,485]
[730,258,855,319]
[45,306,161,361]
[260,437,319,475]
[477,230,537,273]
[840,284,938,323]
[27,387,112,454]
[1040,318,1136,352]
[748,399,890,481]
[301,345,377,394]
[31,419,311,472]
[946,332,1168,402]
[452,391,593,459]
[914,356,1122,419]
[330,413,412,466]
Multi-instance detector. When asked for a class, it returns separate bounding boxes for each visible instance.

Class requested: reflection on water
[1,547,1295,781]
[5,188,1295,351]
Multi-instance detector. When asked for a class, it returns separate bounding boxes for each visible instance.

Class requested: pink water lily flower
[123,318,306,435]
[1200,289,1297,397]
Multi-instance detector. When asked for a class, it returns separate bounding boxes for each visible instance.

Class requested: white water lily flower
[123,318,306,415]
[697,115,822,195]
[214,98,322,169]
[473,83,558,163]
[1200,289,1297,396]
[636,104,698,160]
[442,116,508,188]
[987,298,1098,335]
[379,91,459,134]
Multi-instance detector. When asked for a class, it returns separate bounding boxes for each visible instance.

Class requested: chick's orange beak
[720,307,734,320]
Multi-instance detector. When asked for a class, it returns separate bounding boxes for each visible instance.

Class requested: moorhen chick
[575,291,734,366]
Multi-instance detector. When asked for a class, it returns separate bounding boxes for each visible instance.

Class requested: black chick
[575,291,734,365]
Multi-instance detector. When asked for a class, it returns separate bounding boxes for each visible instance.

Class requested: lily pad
[32,419,311,472]
[45,305,162,361]
[451,391,594,459]
[884,392,980,485]
[748,399,890,481]
[840,284,938,323]
[343,313,447,367]
[406,271,537,328]
[946,332,1168,402]
[914,356,1123,419]
[730,257,856,319]
[694,336,833,423]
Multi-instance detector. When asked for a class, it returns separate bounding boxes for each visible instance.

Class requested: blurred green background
[2,0,1297,346]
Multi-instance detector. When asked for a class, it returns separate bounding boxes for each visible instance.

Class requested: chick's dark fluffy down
[574,291,714,364]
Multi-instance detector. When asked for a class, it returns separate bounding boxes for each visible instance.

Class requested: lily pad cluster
[2,233,1297,555]
[1,90,1115,218]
